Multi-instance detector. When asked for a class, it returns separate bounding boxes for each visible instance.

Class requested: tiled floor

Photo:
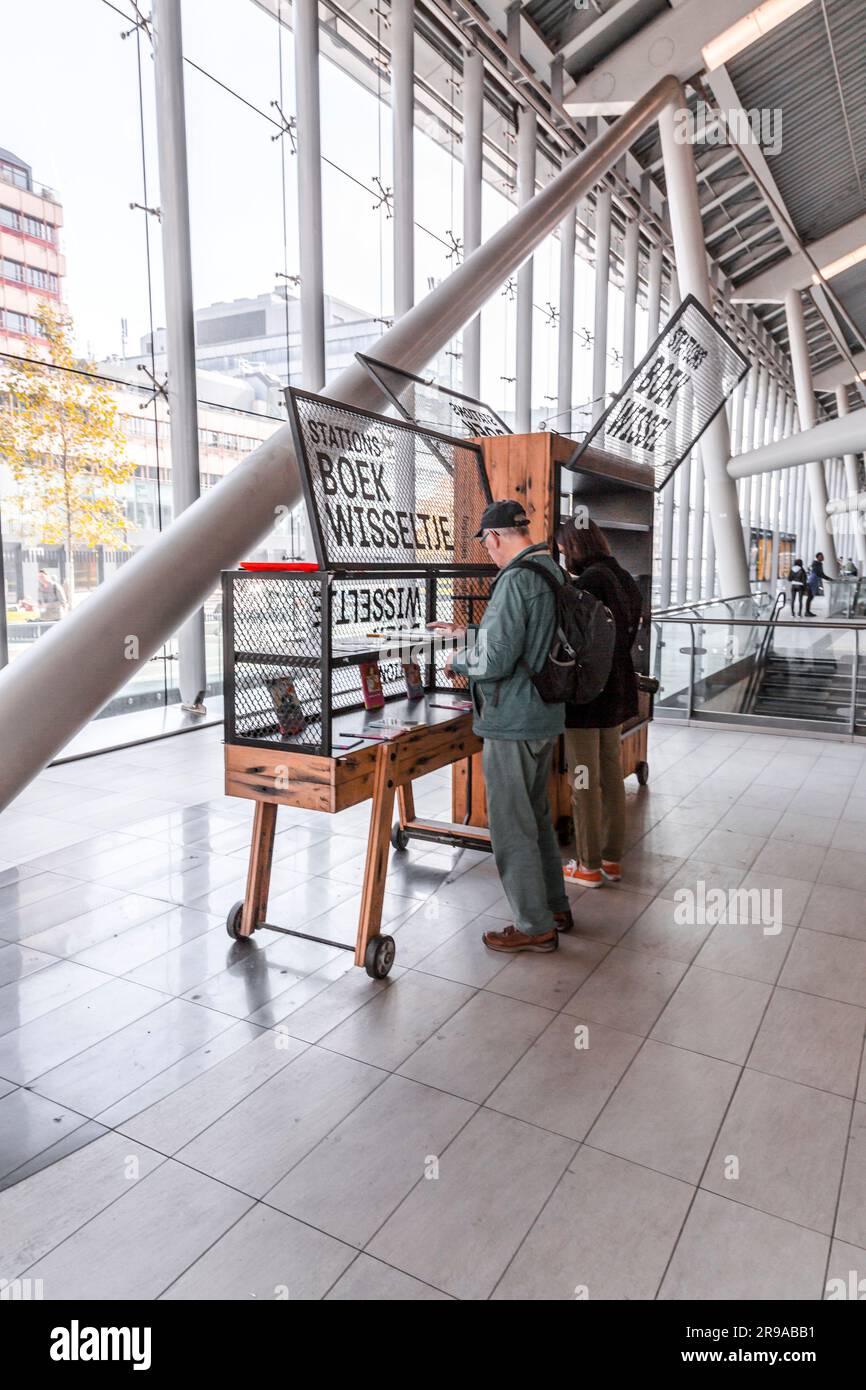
[1,721,865,1300]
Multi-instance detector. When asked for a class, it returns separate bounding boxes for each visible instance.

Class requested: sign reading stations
[569,295,749,491]
[285,388,493,569]
[355,354,511,440]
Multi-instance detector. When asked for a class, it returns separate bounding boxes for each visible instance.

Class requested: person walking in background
[555,519,643,888]
[789,557,808,616]
[37,569,67,622]
[432,500,574,953]
[805,552,826,616]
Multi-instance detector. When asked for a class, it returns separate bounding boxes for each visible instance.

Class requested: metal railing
[738,590,787,715]
[652,608,865,735]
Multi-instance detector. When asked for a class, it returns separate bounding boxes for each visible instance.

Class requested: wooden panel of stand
[479,431,569,548]
[226,715,481,814]
[226,741,380,814]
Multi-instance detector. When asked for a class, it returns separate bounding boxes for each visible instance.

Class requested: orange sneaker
[563,860,603,888]
[601,861,622,882]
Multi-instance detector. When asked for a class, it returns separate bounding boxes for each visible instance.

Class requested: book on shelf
[402,660,425,699]
[359,661,385,709]
[264,674,306,736]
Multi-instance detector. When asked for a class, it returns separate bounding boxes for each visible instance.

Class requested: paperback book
[264,674,306,736]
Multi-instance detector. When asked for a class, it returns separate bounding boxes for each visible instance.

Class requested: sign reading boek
[569,295,749,491]
[355,354,511,440]
[285,388,493,569]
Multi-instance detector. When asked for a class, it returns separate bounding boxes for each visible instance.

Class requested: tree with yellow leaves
[0,302,136,605]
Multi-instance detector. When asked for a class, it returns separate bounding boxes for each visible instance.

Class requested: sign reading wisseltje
[285,388,493,569]
[356,354,511,440]
[568,295,749,491]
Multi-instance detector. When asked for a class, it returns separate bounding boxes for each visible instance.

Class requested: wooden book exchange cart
[222,372,655,978]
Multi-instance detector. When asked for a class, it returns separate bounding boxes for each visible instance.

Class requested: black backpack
[511,559,616,705]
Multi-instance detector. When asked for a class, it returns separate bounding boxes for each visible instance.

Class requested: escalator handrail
[739,590,787,715]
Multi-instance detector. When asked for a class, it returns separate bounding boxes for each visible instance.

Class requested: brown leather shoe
[482,925,558,953]
[553,910,574,933]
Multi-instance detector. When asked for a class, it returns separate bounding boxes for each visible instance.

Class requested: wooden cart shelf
[224,699,490,978]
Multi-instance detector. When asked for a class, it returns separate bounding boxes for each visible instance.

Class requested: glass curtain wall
[0,0,180,721]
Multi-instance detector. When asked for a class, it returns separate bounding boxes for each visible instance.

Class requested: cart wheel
[364,935,396,979]
[556,816,574,847]
[636,760,649,787]
[226,901,246,939]
[390,822,410,851]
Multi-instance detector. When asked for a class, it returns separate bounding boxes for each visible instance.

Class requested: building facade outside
[0,148,64,353]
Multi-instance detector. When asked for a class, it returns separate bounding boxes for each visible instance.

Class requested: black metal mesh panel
[229,573,324,751]
[287,390,492,568]
[224,568,495,753]
[568,295,749,491]
[355,355,511,439]
[430,572,494,692]
[330,574,427,713]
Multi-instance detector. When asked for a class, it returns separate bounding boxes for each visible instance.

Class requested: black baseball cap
[473,499,530,538]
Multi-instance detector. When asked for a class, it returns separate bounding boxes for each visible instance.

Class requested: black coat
[790,564,807,590]
[565,553,644,729]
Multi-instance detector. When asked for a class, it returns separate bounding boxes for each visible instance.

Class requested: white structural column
[646,240,662,342]
[744,365,768,545]
[691,445,705,599]
[557,189,577,431]
[461,47,483,396]
[760,375,778,528]
[621,212,639,379]
[658,277,676,608]
[294,0,325,387]
[676,447,691,604]
[784,287,838,573]
[515,106,537,431]
[152,0,206,706]
[729,375,744,468]
[705,507,716,597]
[392,0,415,318]
[736,368,754,524]
[836,384,866,567]
[780,396,794,545]
[658,103,748,597]
[591,137,612,424]
[769,387,786,589]
[772,386,783,586]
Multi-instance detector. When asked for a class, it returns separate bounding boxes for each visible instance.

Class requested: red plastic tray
[239,562,319,572]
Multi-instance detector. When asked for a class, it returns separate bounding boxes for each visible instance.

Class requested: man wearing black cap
[430,500,573,952]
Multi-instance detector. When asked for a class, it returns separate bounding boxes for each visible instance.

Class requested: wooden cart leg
[396,782,415,828]
[240,800,277,938]
[355,743,397,966]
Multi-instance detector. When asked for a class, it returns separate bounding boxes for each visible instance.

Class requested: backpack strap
[580,561,639,644]
[483,557,565,699]
[508,557,565,594]
[508,558,570,677]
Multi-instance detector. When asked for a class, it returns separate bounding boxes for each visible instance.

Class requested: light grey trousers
[483,736,571,936]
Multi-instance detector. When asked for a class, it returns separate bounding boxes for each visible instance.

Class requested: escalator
[752,651,863,723]
[652,591,866,734]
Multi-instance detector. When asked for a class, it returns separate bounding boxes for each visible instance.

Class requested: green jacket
[451,541,565,741]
